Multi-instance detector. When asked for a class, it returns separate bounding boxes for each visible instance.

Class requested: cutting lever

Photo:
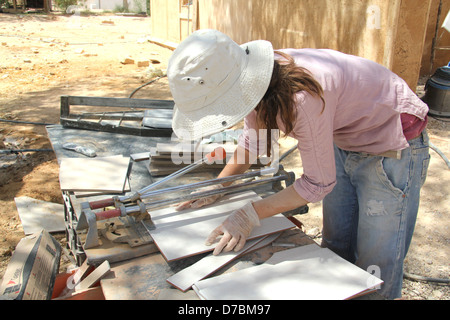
[88,146,227,210]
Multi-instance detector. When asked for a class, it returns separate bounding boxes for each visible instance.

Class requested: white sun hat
[168,29,274,141]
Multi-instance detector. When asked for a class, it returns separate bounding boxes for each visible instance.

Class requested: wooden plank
[148,190,296,262]
[391,0,432,89]
[76,260,111,291]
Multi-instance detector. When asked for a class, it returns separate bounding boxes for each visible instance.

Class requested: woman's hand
[175,184,224,211]
[205,202,260,255]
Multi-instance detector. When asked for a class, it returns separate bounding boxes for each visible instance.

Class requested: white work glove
[205,202,261,255]
[176,184,224,211]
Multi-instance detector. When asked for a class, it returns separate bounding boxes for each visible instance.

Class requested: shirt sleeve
[291,92,337,203]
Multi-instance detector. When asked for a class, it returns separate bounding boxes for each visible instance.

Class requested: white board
[148,191,296,262]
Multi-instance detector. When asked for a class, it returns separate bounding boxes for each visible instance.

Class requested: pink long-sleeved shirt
[238,49,429,203]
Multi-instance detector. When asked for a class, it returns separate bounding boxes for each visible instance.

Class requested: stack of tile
[58,155,131,197]
[148,142,270,176]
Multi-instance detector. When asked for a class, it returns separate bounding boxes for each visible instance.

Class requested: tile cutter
[76,147,298,249]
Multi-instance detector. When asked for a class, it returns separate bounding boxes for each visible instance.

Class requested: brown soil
[0,13,448,300]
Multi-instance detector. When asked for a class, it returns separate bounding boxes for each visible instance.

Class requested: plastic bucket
[422,65,450,117]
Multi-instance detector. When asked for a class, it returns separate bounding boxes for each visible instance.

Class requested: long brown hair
[255,51,325,138]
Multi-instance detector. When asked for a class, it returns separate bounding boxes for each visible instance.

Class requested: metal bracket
[101,217,154,248]
[77,201,155,249]
[76,203,99,249]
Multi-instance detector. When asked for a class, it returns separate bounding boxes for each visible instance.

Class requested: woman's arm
[222,145,309,218]
[217,145,254,185]
[176,145,254,210]
[252,185,309,219]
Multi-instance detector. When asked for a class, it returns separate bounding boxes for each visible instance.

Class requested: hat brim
[171,40,274,141]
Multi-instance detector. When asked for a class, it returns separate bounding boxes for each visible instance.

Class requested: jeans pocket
[369,158,405,216]
[377,157,408,197]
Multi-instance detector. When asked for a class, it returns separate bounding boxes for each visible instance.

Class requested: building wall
[421,0,450,75]
[151,0,434,89]
[82,0,147,12]
[195,0,431,89]
[150,0,182,43]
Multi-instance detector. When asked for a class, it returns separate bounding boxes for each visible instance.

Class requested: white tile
[59,155,130,192]
[192,246,383,300]
[14,196,65,235]
[167,233,280,292]
[148,191,295,262]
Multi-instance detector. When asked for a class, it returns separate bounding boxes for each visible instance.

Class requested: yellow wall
[151,0,434,89]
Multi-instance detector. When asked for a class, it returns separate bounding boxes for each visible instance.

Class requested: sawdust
[0,13,448,300]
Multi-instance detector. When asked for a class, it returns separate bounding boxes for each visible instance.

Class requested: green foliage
[0,0,10,9]
[55,0,79,12]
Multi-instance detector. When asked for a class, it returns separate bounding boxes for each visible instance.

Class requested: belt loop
[422,129,429,146]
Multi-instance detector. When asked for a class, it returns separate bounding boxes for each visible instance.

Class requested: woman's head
[168,29,274,140]
[255,51,325,137]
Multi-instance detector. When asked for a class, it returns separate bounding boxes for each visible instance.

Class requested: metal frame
[60,95,174,137]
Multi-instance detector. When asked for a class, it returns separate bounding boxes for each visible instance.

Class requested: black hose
[0,149,54,154]
[0,118,54,126]
[128,74,167,98]
[404,272,450,284]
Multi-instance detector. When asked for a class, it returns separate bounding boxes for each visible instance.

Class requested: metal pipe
[123,173,288,214]
[138,166,278,200]
[0,148,54,154]
[120,147,227,202]
[138,156,206,193]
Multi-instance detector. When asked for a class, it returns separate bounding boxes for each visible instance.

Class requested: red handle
[95,208,121,221]
[205,147,227,164]
[89,198,114,210]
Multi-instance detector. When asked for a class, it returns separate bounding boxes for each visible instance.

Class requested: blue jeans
[321,131,430,299]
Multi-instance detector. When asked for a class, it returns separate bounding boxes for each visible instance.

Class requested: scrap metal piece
[62,142,97,157]
[59,96,174,137]
[101,217,154,248]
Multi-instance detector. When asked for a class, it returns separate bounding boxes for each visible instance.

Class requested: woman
[167,29,430,299]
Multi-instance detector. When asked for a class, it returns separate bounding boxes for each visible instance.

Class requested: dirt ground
[0,13,448,300]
